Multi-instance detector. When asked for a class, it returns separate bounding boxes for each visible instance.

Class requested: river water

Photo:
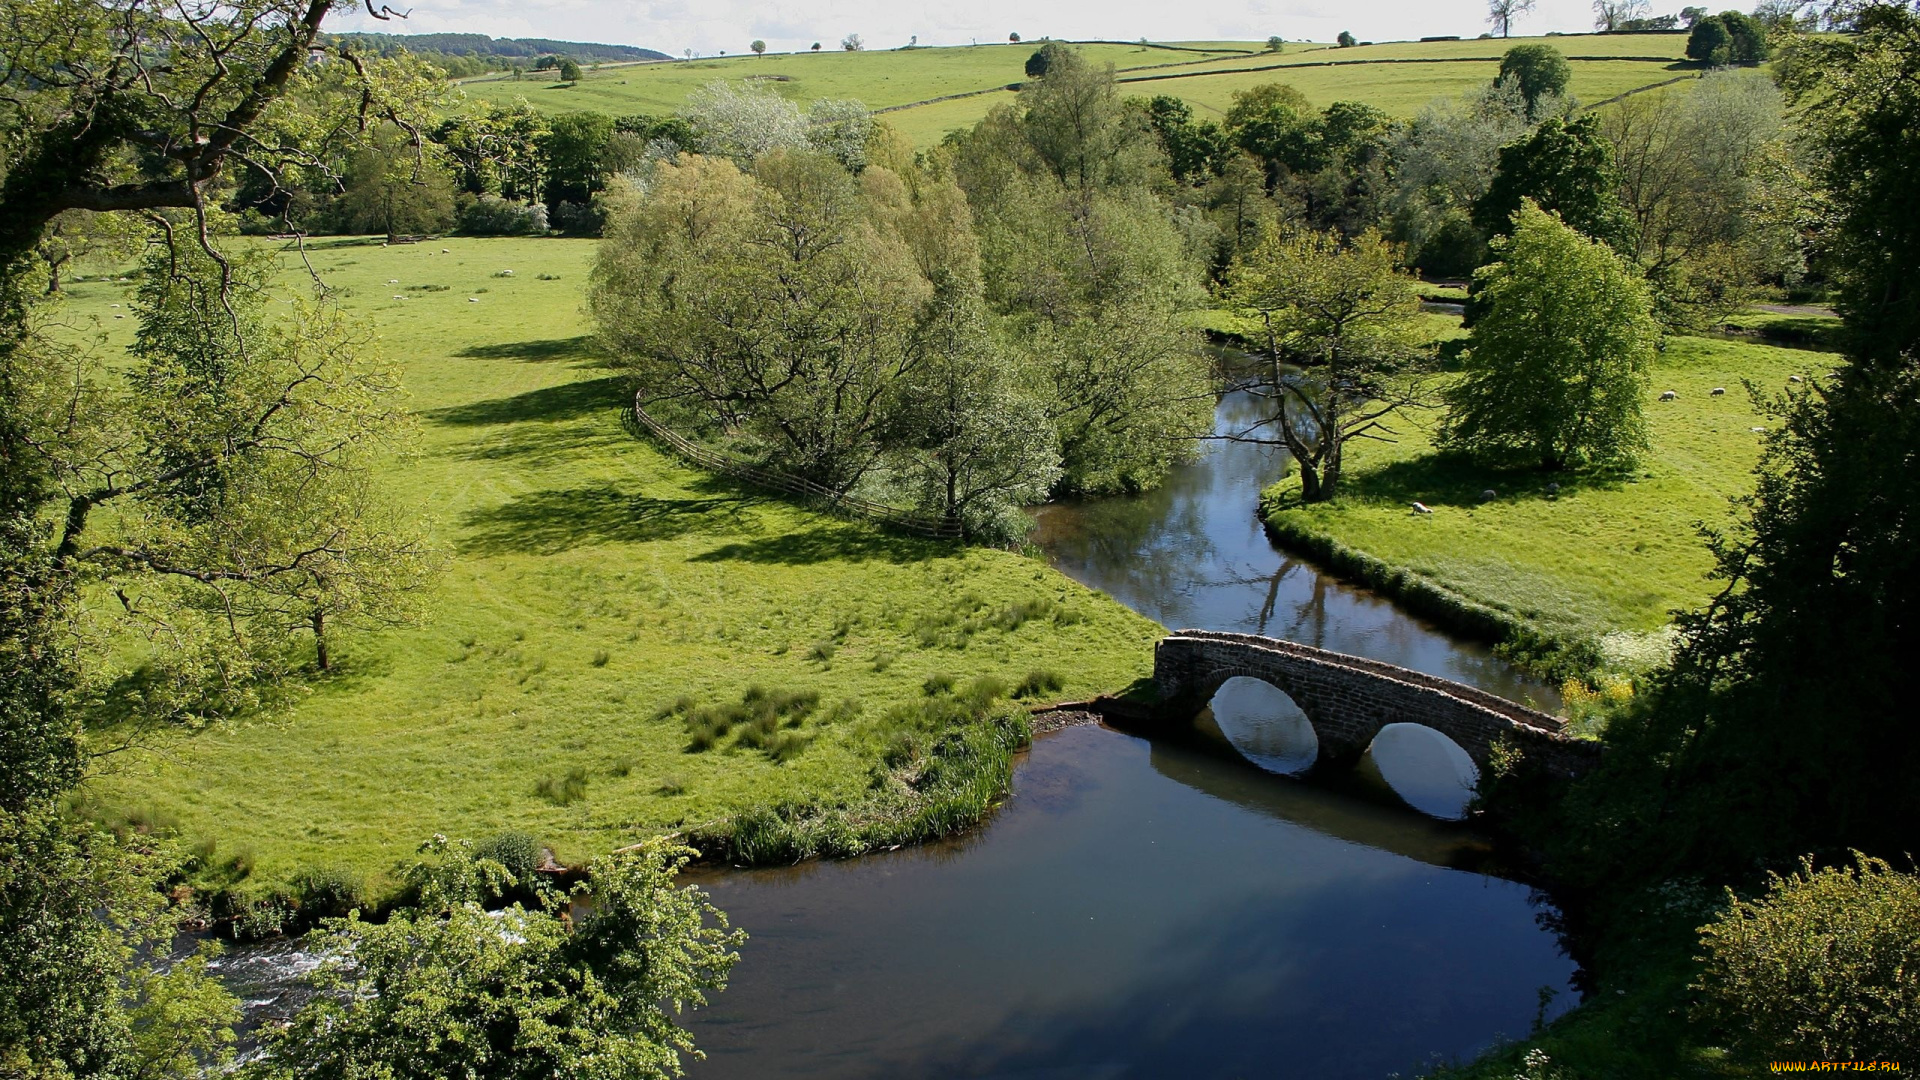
[214,392,1578,1076]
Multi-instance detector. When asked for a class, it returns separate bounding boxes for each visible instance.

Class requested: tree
[1338,30,1358,47]
[243,837,744,1080]
[1473,113,1635,249]
[892,277,1061,540]
[1488,0,1537,37]
[1009,32,1022,43]
[1442,202,1658,470]
[842,33,864,51]
[1680,5,1707,25]
[1224,229,1431,502]
[34,211,140,295]
[1386,77,1536,275]
[1266,35,1285,52]
[336,126,458,240]
[683,80,809,163]
[1598,69,1792,328]
[1687,10,1769,63]
[1143,96,1229,184]
[539,110,617,212]
[751,39,767,56]
[557,56,583,81]
[811,41,822,51]
[1025,42,1071,78]
[1593,0,1651,30]
[1497,44,1571,115]
[592,152,930,491]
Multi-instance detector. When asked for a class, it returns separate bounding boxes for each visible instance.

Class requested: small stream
[209,391,1577,1077]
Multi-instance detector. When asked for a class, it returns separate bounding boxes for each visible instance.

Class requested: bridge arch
[1201,676,1320,775]
[1154,631,1599,779]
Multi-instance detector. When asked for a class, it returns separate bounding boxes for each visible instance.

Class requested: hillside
[333,31,669,73]
[457,33,1697,145]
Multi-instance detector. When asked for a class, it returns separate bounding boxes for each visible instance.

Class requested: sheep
[1479,489,1498,503]
[1660,390,1679,401]
[1411,501,1434,515]
[1711,387,1726,395]
[1789,375,1804,383]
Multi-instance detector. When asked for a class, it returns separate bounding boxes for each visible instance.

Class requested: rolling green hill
[457,34,1697,145]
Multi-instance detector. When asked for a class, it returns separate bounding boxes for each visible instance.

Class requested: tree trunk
[311,608,329,671]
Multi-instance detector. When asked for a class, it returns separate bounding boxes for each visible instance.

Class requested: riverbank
[1258,333,1833,682]
[67,236,1163,911]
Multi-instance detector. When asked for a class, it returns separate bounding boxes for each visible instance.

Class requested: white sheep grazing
[1411,501,1434,515]
[1789,375,1804,383]
[468,297,479,302]
[441,248,451,253]
[1660,390,1679,401]
[387,279,399,284]
[500,269,514,276]
[1711,387,1726,395]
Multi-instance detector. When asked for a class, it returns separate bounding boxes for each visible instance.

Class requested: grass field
[1261,332,1838,666]
[457,33,1698,146]
[63,236,1162,897]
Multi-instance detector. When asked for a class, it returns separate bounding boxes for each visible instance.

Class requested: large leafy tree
[1496,44,1571,117]
[1472,113,1635,249]
[1224,228,1431,502]
[1442,201,1659,471]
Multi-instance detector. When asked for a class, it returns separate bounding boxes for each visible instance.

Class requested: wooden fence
[625,395,964,540]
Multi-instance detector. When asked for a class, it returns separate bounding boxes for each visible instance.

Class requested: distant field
[457,34,1698,145]
[69,236,1161,894]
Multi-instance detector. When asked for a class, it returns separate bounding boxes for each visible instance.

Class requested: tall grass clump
[1013,669,1065,698]
[534,768,589,805]
[673,685,823,759]
[691,684,1033,865]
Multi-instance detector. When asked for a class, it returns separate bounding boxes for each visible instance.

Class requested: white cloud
[339,0,1619,55]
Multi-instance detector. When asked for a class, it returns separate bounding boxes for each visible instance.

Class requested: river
[213,391,1578,1077]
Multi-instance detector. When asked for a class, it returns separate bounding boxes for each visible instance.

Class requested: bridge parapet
[1154,630,1599,779]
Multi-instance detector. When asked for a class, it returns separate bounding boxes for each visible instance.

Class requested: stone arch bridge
[1154,630,1600,779]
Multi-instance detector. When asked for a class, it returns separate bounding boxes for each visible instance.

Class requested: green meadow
[457,33,1697,145]
[66,236,1161,895]
[1262,333,1837,664]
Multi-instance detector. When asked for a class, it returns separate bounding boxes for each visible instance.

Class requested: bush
[292,867,364,918]
[550,199,604,236]
[456,194,549,236]
[1695,854,1920,1062]
[471,830,542,884]
[1013,669,1065,698]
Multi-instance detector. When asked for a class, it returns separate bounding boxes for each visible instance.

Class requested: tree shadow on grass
[690,520,951,566]
[426,376,626,427]
[454,336,596,364]
[1335,450,1633,510]
[460,487,760,555]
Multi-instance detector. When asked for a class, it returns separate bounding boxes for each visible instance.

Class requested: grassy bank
[63,235,1162,903]
[1260,333,1836,677]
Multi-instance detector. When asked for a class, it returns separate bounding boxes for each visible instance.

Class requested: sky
[334,0,1626,57]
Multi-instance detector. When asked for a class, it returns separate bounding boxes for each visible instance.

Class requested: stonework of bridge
[1154,630,1601,779]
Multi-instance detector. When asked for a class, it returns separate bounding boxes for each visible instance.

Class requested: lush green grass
[1261,332,1835,666]
[62,236,1162,898]
[455,34,1696,146]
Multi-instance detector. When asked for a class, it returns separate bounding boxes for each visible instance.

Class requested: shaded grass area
[1261,333,1832,672]
[63,236,1162,903]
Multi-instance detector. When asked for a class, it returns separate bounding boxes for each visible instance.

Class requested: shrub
[1695,854,1920,1062]
[472,830,542,884]
[293,867,364,918]
[456,194,549,236]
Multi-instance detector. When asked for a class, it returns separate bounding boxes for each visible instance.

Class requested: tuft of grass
[805,639,837,663]
[1013,669,1065,699]
[922,672,956,696]
[870,650,895,672]
[656,774,688,796]
[590,649,610,667]
[533,768,589,806]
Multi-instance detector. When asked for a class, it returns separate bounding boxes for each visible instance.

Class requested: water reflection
[1360,724,1482,821]
[1031,391,1558,711]
[1197,675,1319,775]
[682,726,1573,1079]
